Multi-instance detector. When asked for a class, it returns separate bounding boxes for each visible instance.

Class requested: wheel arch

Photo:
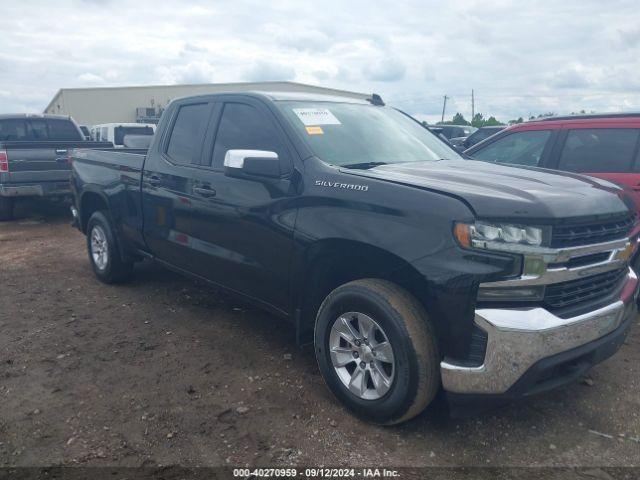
[79,189,110,233]
[292,239,434,346]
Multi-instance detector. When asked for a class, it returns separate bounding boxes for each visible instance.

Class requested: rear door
[0,117,83,188]
[550,125,640,186]
[549,124,640,212]
[141,101,215,270]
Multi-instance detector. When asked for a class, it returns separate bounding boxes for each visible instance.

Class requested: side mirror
[224,149,281,178]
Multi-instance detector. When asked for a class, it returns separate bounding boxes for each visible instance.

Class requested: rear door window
[166,103,212,165]
[472,130,551,166]
[558,128,640,173]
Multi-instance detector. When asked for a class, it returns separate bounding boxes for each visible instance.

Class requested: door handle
[147,174,161,187]
[193,186,216,197]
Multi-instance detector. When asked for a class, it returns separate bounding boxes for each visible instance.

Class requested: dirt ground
[1,199,639,471]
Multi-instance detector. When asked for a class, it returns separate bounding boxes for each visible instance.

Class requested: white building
[44,81,370,125]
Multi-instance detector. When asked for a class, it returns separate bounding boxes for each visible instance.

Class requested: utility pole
[441,95,449,123]
[471,89,475,121]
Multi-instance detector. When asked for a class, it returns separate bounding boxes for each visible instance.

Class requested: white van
[90,123,156,148]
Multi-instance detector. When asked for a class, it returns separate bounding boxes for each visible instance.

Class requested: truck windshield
[277,101,461,167]
[114,126,154,146]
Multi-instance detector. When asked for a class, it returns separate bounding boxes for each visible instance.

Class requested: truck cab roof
[169,90,373,106]
[0,113,73,121]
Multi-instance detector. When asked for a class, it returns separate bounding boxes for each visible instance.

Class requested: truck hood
[343,160,631,221]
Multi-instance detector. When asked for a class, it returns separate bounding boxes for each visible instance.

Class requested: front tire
[86,211,133,284]
[0,197,14,221]
[314,279,440,425]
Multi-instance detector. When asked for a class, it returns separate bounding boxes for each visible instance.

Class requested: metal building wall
[44,82,369,125]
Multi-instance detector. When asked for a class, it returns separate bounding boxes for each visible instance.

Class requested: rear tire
[86,211,133,284]
[314,279,440,425]
[0,197,14,221]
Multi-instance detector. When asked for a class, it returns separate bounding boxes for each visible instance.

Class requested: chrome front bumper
[441,267,638,395]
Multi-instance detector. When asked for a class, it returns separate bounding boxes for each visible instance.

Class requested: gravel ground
[0,199,639,471]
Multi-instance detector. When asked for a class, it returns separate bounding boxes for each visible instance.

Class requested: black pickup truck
[70,92,640,424]
[0,114,111,220]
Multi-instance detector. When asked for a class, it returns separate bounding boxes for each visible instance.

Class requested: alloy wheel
[328,312,395,400]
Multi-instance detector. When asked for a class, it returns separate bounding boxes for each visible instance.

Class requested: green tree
[471,113,504,127]
[438,112,470,125]
[483,116,503,126]
[471,113,484,128]
[451,112,470,125]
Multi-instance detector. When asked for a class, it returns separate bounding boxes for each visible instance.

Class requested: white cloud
[244,61,296,82]
[77,73,105,84]
[363,57,406,82]
[156,61,217,84]
[0,0,638,121]
[550,66,591,89]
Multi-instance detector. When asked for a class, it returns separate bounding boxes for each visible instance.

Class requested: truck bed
[70,147,149,253]
[0,140,113,197]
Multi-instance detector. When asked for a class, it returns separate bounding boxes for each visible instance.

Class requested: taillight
[0,150,8,172]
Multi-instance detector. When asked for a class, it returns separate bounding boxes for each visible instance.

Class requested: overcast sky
[1,0,639,123]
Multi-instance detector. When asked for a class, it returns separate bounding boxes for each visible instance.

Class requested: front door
[188,98,297,312]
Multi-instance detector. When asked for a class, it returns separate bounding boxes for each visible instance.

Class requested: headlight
[454,222,544,249]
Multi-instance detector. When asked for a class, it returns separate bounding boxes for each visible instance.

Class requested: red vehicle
[465,113,640,204]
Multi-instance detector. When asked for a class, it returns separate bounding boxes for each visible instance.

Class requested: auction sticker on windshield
[293,108,341,126]
[305,126,324,135]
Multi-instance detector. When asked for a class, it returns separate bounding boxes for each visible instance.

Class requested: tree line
[427,110,594,128]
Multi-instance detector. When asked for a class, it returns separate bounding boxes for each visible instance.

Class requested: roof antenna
[368,93,385,106]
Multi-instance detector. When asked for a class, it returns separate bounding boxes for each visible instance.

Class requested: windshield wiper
[341,161,388,170]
